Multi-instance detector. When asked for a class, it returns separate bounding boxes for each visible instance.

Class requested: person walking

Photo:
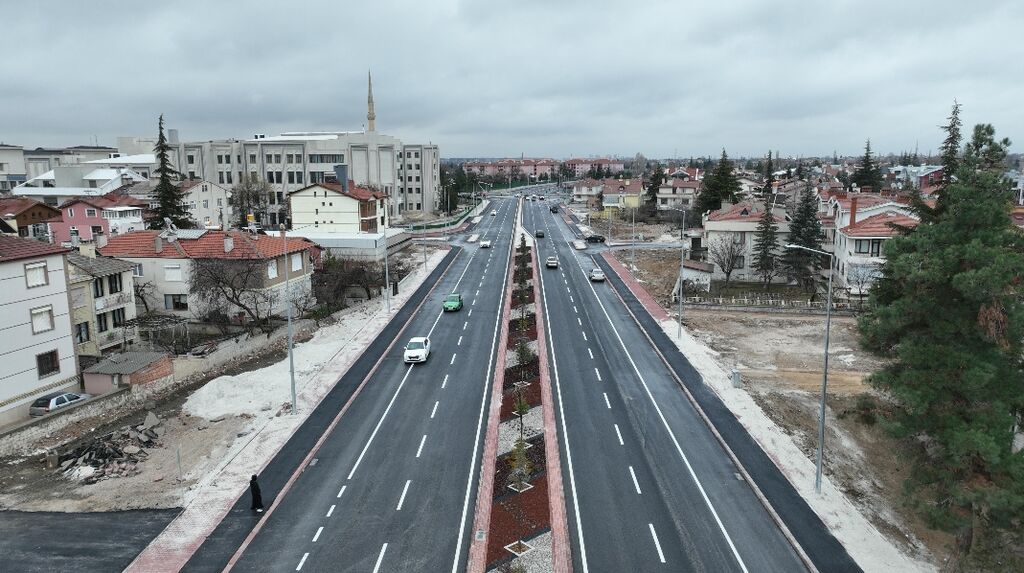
[250,474,264,513]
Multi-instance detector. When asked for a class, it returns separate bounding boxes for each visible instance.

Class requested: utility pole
[280,225,296,414]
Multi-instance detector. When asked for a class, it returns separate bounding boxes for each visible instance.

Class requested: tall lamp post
[785,243,835,494]
[669,208,688,338]
[279,224,296,414]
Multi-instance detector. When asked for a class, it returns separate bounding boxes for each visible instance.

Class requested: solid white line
[296,552,309,571]
[326,504,335,517]
[615,424,624,445]
[594,368,602,382]
[588,348,594,360]
[430,401,439,418]
[457,336,463,346]
[629,466,642,494]
[603,393,611,409]
[347,365,415,480]
[337,485,346,498]
[416,434,427,458]
[312,526,323,543]
[396,480,411,510]
[570,295,574,303]
[451,196,517,573]
[442,374,449,389]
[649,524,666,563]
[372,543,388,573]
[450,353,457,365]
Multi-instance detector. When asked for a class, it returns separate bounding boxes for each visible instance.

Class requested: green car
[443,293,464,312]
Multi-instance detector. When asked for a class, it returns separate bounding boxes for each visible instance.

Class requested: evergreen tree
[795,161,805,180]
[939,101,962,190]
[694,149,741,215]
[851,139,883,190]
[859,123,1024,563]
[751,201,780,288]
[763,149,774,180]
[783,184,823,291]
[645,162,663,209]
[148,115,192,229]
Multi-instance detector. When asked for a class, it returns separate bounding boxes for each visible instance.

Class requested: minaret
[367,70,376,132]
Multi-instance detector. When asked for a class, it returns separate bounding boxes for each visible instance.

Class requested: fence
[682,295,858,314]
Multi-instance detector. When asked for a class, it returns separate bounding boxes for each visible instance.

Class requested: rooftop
[0,196,57,217]
[0,235,68,263]
[289,181,387,202]
[85,153,156,165]
[99,229,314,260]
[67,252,134,277]
[83,352,168,375]
[839,212,919,238]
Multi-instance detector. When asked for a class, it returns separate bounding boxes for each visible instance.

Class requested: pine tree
[148,114,192,229]
[851,139,883,190]
[694,149,741,216]
[645,162,663,212]
[939,101,962,191]
[763,149,774,181]
[859,122,1024,563]
[751,201,780,288]
[783,185,823,291]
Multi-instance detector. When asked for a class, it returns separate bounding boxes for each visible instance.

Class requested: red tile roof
[58,193,147,210]
[98,230,314,260]
[707,202,768,222]
[290,181,386,202]
[0,235,69,263]
[0,197,56,217]
[840,212,918,238]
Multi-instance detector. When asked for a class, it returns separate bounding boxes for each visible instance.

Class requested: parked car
[539,196,546,201]
[588,268,606,282]
[29,392,91,417]
[491,209,497,216]
[443,293,464,312]
[535,230,545,238]
[545,256,559,268]
[585,234,606,243]
[480,239,492,248]
[403,337,431,363]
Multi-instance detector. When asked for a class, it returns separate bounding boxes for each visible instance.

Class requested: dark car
[535,230,545,238]
[585,234,606,243]
[550,205,558,213]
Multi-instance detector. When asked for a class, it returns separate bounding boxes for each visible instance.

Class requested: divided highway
[524,199,808,572]
[224,199,518,572]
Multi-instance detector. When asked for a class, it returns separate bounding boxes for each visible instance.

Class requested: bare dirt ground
[624,250,966,570]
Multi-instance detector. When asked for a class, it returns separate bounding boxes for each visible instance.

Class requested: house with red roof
[656,178,700,211]
[47,193,148,247]
[835,212,919,296]
[98,229,315,321]
[0,196,61,242]
[702,200,791,283]
[288,181,388,234]
[0,235,79,426]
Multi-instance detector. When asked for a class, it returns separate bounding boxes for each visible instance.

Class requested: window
[67,207,74,218]
[75,322,90,343]
[291,253,302,272]
[108,273,122,294]
[288,171,295,184]
[265,154,273,164]
[164,264,183,282]
[36,350,59,378]
[93,277,105,298]
[164,294,188,311]
[96,311,109,332]
[202,199,209,209]
[70,227,79,238]
[132,264,143,277]
[111,307,126,327]
[249,154,257,164]
[31,306,54,334]
[218,172,225,184]
[217,198,223,207]
[187,154,195,164]
[226,171,233,184]
[267,259,279,279]
[86,208,97,217]
[286,154,294,163]
[295,172,303,184]
[736,255,746,268]
[274,154,281,164]
[732,232,744,244]
[188,171,197,179]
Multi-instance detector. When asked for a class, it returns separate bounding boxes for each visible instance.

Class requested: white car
[588,268,606,282]
[545,256,558,268]
[480,239,492,248]
[491,209,497,216]
[404,337,430,363]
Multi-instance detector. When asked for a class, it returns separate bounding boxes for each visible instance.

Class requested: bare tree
[846,263,880,308]
[190,258,279,332]
[133,279,158,314]
[708,235,745,290]
[230,174,271,229]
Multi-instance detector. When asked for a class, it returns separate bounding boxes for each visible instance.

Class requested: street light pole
[785,243,835,494]
[279,225,296,414]
[675,208,687,339]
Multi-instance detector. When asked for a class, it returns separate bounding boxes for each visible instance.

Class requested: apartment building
[66,247,138,368]
[702,201,792,283]
[0,144,28,192]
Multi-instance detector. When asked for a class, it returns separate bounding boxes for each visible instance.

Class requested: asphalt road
[523,198,813,573]
[224,198,519,572]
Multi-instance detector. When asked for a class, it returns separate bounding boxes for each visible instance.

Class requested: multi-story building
[14,164,147,207]
[0,197,61,242]
[179,179,232,229]
[289,179,388,233]
[702,201,791,283]
[0,236,79,427]
[0,144,28,192]
[66,246,138,369]
[23,146,118,179]
[49,194,147,247]
[834,212,918,296]
[656,178,700,211]
[99,229,315,321]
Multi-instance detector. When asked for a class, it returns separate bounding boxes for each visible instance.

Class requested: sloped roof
[67,252,134,277]
[85,153,156,165]
[288,181,386,201]
[0,235,68,263]
[99,230,314,260]
[84,352,168,375]
[708,202,769,222]
[0,196,58,217]
[839,212,918,238]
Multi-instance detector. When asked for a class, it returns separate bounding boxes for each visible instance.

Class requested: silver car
[29,392,90,417]
[588,268,606,282]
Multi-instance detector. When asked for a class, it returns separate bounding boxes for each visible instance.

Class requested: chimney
[154,234,163,253]
[333,165,349,192]
[79,244,96,258]
[850,196,859,226]
[224,234,234,253]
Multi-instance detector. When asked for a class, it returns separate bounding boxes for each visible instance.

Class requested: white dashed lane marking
[326,504,335,517]
[614,424,624,445]
[603,393,611,409]
[396,480,412,511]
[431,401,439,418]
[296,552,309,571]
[336,485,347,498]
[416,434,427,458]
[312,526,323,543]
[594,368,602,382]
[588,348,594,360]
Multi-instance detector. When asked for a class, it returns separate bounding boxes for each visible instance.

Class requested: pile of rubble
[56,411,165,483]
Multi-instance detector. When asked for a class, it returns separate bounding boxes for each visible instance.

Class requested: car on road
[29,392,91,417]
[545,256,559,268]
[588,268,606,282]
[550,205,558,213]
[480,239,492,248]
[442,293,463,312]
[535,230,545,238]
[403,337,431,363]
[539,196,546,201]
[490,209,497,216]
[585,234,606,243]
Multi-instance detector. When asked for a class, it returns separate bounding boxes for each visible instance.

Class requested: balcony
[95,291,133,312]
[98,326,137,350]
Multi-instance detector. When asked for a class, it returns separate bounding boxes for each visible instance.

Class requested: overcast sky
[2,1,1021,160]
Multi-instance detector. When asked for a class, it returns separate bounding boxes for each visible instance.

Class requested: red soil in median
[499,382,543,421]
[486,477,551,566]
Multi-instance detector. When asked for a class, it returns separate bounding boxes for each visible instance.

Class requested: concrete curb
[467,199,519,572]
[598,251,820,573]
[531,245,573,573]
[124,250,461,573]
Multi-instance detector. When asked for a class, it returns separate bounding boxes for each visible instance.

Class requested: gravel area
[489,531,553,573]
[504,340,539,368]
[497,408,543,457]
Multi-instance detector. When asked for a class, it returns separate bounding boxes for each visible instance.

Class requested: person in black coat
[250,474,264,513]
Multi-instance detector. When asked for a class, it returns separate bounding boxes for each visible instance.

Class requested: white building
[656,179,700,211]
[0,236,79,427]
[13,164,148,207]
[834,212,918,296]
[23,146,119,179]
[179,179,232,229]
[0,144,28,192]
[289,178,388,233]
[66,247,139,367]
[702,201,791,283]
